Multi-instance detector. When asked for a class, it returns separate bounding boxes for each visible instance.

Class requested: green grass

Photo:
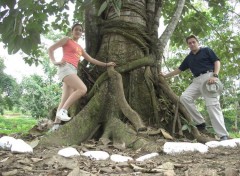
[0,114,37,135]
[229,132,240,138]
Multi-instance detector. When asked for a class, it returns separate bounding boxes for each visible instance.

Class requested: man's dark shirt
[179,47,219,77]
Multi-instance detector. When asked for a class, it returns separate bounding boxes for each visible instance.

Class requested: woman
[48,23,116,131]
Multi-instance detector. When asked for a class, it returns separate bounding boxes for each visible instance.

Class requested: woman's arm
[82,50,116,67]
[48,37,69,66]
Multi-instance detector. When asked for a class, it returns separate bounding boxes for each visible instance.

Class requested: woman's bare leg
[50,74,87,131]
[61,74,87,110]
[54,83,74,123]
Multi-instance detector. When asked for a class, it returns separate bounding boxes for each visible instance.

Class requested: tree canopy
[0,0,239,62]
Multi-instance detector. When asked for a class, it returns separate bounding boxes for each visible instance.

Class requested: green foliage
[0,23,67,118]
[40,50,58,84]
[181,117,196,133]
[19,74,61,118]
[0,115,37,135]
[162,1,240,135]
[229,132,240,138]
[0,57,21,113]
[44,28,66,42]
[73,0,87,23]
[223,109,239,129]
[0,0,72,64]
[0,41,61,119]
[170,1,234,47]
[162,48,193,95]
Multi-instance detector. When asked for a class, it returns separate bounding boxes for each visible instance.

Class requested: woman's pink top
[62,39,83,68]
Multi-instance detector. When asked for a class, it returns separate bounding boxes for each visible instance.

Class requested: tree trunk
[39,0,211,150]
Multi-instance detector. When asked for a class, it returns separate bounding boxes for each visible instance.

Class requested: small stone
[225,168,238,176]
[2,169,18,176]
[164,170,176,176]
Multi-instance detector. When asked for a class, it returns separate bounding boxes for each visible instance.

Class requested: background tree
[17,49,62,118]
[0,57,20,114]
[0,48,61,118]
[0,0,239,150]
[19,74,61,118]
[163,0,240,135]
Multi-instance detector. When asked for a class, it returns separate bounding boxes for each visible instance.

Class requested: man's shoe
[56,109,71,121]
[220,136,228,141]
[196,123,206,131]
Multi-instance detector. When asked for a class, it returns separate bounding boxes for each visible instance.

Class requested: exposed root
[101,117,163,152]
[88,57,154,100]
[172,102,179,135]
[177,115,183,136]
[158,76,210,143]
[144,66,159,122]
[38,84,109,147]
[108,66,147,132]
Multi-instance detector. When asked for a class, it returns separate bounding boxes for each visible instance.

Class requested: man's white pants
[180,72,229,137]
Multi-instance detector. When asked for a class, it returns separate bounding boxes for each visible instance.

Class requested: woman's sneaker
[56,109,71,121]
[49,124,60,132]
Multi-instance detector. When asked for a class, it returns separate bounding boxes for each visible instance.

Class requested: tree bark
[40,0,210,150]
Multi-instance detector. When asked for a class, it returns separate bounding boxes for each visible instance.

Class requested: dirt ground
[0,119,239,176]
[1,134,240,176]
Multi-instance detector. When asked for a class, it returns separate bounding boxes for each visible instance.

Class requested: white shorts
[57,63,77,82]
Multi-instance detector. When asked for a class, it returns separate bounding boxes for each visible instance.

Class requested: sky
[0,37,85,83]
[1,42,45,82]
[0,1,76,83]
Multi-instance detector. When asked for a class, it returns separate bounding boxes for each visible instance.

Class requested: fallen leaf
[31,157,43,163]
[0,157,9,163]
[160,128,173,140]
[28,139,39,149]
[2,169,18,176]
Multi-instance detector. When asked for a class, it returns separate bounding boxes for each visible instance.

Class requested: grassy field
[0,111,239,138]
[0,112,37,135]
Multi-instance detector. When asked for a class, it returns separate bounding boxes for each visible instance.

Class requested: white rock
[0,136,17,150]
[164,142,194,154]
[110,154,133,162]
[136,152,159,162]
[82,151,109,160]
[230,138,240,145]
[58,147,80,157]
[11,139,33,153]
[206,138,240,148]
[193,143,208,153]
[163,142,208,154]
[205,141,221,148]
[219,140,237,148]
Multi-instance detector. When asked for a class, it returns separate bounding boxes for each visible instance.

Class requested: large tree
[0,0,238,151]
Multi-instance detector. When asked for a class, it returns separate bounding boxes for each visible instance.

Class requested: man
[161,34,229,140]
